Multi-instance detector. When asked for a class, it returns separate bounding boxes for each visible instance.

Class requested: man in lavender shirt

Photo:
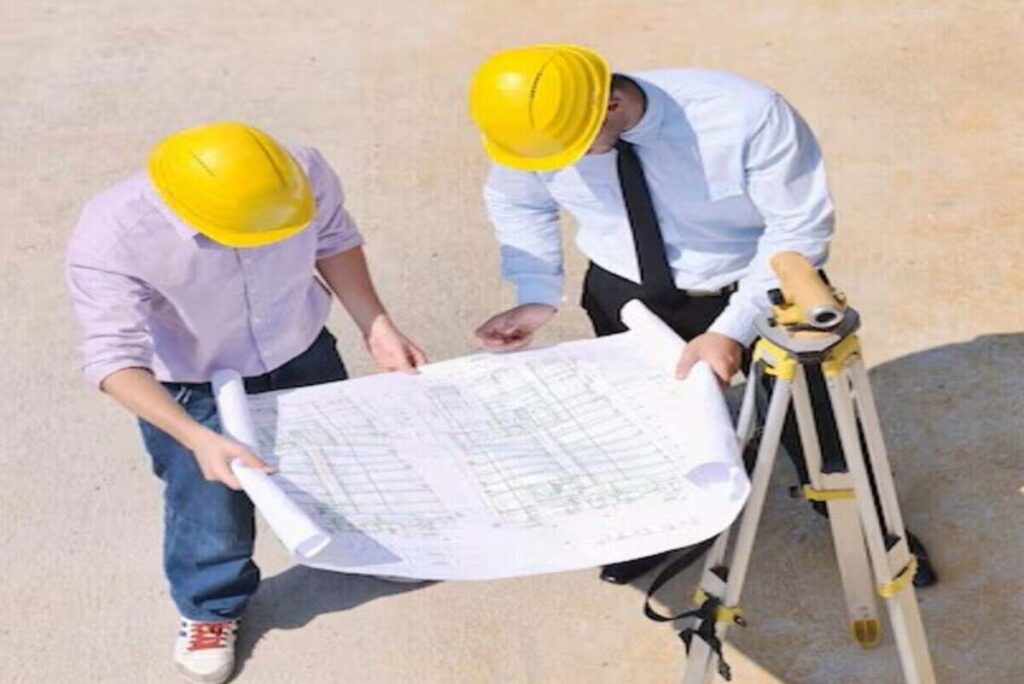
[66,122,425,684]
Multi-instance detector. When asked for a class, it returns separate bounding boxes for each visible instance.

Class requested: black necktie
[615,139,675,300]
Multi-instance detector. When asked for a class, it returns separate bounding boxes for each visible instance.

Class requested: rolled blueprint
[621,299,745,497]
[621,299,686,369]
[212,370,331,558]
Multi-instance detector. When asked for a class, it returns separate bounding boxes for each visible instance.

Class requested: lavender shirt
[66,146,363,387]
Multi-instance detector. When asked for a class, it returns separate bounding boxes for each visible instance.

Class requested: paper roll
[211,370,331,559]
[620,299,686,370]
[620,301,746,498]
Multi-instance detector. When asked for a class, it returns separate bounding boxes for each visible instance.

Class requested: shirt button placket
[239,250,272,372]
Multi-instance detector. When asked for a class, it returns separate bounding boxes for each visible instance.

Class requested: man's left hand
[366,315,428,373]
[676,332,743,383]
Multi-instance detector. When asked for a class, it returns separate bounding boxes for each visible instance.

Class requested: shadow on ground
[233,566,430,677]
[630,333,1024,683]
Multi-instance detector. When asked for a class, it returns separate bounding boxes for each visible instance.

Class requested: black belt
[588,261,737,299]
[162,372,277,395]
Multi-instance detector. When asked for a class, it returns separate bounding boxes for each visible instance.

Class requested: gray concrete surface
[2,1,1022,682]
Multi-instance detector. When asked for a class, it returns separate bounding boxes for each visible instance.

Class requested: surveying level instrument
[677,252,937,683]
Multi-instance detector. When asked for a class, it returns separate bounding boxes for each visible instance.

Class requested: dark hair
[610,73,640,93]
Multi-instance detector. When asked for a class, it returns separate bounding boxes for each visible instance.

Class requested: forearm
[490,209,565,307]
[316,246,388,335]
[100,367,211,449]
[484,166,565,307]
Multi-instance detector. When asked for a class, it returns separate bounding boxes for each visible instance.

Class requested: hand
[676,332,743,383]
[475,303,557,351]
[189,429,273,490]
[366,315,428,373]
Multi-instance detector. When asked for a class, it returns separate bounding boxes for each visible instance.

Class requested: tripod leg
[735,365,760,453]
[681,376,793,684]
[789,368,880,648]
[825,363,937,684]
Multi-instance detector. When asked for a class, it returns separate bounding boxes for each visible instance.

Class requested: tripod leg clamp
[792,484,855,502]
[878,557,918,598]
[693,588,745,626]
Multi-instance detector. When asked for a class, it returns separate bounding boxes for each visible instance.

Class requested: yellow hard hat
[469,44,610,172]
[148,122,314,248]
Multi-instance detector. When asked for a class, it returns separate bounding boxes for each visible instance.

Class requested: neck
[618,77,647,133]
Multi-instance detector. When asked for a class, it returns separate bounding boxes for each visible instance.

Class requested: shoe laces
[185,621,235,651]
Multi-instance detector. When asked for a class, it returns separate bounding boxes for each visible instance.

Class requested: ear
[607,91,624,112]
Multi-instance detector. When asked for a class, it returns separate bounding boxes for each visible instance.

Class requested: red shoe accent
[187,622,233,651]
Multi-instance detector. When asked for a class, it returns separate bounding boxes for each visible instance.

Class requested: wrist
[707,330,742,347]
[361,311,394,339]
[179,423,216,451]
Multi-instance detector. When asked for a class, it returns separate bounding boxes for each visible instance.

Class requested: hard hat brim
[480,123,604,172]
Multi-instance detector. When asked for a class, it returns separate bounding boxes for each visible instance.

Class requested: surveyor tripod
[678,253,936,683]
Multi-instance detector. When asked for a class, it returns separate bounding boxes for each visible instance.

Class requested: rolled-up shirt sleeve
[483,164,564,307]
[303,148,365,260]
[708,95,835,346]
[66,247,156,388]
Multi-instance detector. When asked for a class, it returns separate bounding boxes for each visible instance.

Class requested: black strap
[678,597,734,681]
[643,539,716,622]
[642,540,734,681]
[615,140,675,299]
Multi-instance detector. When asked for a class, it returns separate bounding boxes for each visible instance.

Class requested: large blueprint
[213,303,750,579]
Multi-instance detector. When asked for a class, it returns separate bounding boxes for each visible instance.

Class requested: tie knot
[614,139,633,153]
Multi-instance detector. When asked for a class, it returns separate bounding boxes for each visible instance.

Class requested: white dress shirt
[482,69,835,345]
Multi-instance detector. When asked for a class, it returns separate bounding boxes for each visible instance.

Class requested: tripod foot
[852,618,881,648]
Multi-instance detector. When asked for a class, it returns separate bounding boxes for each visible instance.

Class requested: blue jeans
[139,329,348,621]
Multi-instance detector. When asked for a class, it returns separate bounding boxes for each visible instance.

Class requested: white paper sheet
[213,302,750,579]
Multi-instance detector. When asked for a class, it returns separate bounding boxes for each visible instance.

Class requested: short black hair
[610,73,639,92]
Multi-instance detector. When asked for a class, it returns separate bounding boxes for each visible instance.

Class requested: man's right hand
[475,303,557,351]
[100,367,274,491]
[188,429,274,490]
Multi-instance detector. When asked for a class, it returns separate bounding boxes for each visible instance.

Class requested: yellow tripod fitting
[692,587,744,625]
[878,557,919,599]
[753,338,798,380]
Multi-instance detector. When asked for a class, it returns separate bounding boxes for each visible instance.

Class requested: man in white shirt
[467,44,935,586]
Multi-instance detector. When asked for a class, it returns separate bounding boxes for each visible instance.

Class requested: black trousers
[580,263,829,486]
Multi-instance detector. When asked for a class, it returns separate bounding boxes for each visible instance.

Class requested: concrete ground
[2,1,1022,682]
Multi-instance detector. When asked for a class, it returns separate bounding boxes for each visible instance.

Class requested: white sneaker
[173,617,239,684]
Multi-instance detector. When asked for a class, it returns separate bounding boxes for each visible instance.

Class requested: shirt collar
[618,76,665,147]
[141,173,202,242]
